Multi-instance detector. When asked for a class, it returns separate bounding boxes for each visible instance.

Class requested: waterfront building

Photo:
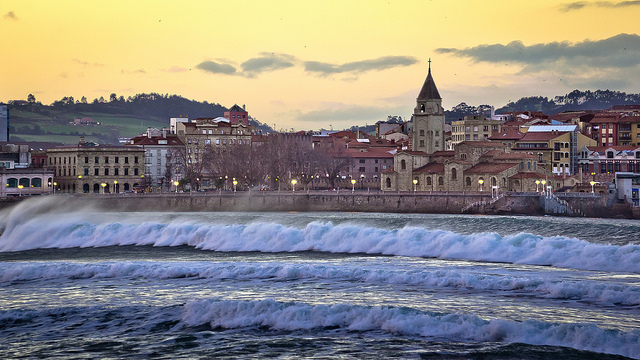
[128,128,185,192]
[47,139,145,194]
[450,115,501,148]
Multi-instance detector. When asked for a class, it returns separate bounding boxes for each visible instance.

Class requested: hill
[5,93,273,145]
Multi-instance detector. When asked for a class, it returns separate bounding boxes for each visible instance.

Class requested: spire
[417,59,441,100]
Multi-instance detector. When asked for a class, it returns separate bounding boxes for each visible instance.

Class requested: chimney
[161,128,167,138]
[147,127,152,138]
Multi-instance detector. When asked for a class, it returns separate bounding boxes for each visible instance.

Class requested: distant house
[73,117,95,125]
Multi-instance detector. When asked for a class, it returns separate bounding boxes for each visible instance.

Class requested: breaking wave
[1,212,639,273]
[2,261,638,306]
[181,298,640,359]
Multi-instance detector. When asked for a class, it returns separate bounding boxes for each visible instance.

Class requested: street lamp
[174,181,179,193]
[233,179,238,192]
[590,181,596,193]
[350,179,356,193]
[478,179,484,192]
[291,179,297,192]
[53,182,57,195]
[101,182,107,194]
[412,179,418,192]
[535,180,540,192]
[114,180,118,194]
[18,184,23,196]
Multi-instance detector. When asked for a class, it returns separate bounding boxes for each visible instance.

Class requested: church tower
[412,59,445,154]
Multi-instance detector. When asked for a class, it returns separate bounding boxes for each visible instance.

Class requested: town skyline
[2,0,639,131]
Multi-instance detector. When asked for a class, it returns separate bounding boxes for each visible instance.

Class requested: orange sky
[1,1,639,130]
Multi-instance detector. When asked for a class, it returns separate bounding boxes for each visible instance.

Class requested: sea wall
[2,191,629,218]
[87,191,627,218]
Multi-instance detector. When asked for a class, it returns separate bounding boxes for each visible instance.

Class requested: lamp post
[114,180,118,194]
[18,184,23,196]
[291,179,297,192]
[478,179,484,192]
[413,179,418,192]
[174,181,179,193]
[541,180,546,195]
[53,182,57,195]
[535,180,540,192]
[590,181,596,193]
[350,179,356,193]
[101,182,106,194]
[233,179,238,192]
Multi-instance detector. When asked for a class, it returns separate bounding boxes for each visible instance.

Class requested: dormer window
[607,151,614,159]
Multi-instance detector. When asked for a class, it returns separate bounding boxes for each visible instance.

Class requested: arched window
[451,168,457,180]
[401,159,406,170]
[419,129,425,136]
[386,177,391,188]
[124,183,130,191]
[438,176,444,186]
[7,178,18,188]
[491,177,497,186]
[83,184,90,193]
[420,104,425,113]
[31,178,42,187]
[19,178,30,187]
[93,184,100,193]
[466,177,471,187]
[426,177,432,186]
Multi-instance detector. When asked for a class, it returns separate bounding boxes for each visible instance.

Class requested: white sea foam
[2,262,639,306]
[1,211,639,274]
[181,298,640,359]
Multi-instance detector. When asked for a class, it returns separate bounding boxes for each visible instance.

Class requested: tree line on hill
[444,89,640,123]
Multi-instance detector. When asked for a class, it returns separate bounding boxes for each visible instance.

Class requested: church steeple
[417,58,441,100]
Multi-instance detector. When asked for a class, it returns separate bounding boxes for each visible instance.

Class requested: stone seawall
[1,191,629,218]
[89,191,627,218]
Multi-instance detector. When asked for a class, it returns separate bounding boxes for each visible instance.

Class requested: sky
[1,1,639,131]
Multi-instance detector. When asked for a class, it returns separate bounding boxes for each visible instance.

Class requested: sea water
[0,197,639,359]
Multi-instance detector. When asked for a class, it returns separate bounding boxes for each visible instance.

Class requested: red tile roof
[488,127,524,140]
[464,162,518,174]
[519,131,567,141]
[414,163,445,174]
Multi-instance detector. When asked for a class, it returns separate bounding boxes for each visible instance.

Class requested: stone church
[381,63,545,193]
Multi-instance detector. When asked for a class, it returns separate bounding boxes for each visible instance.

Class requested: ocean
[0,197,639,359]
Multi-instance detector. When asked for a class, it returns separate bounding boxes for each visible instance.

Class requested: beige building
[47,140,146,194]
[176,117,251,164]
[451,115,501,147]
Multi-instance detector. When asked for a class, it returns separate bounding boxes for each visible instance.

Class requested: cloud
[436,33,640,71]
[195,61,237,75]
[196,54,418,79]
[3,11,18,20]
[559,1,640,12]
[162,66,188,73]
[240,53,295,77]
[73,59,104,67]
[121,69,146,74]
[304,56,418,77]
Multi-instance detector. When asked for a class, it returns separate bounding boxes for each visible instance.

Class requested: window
[115,157,119,163]
[438,177,444,186]
[451,168,457,180]
[104,168,109,176]
[95,156,99,163]
[115,168,119,176]
[124,168,129,175]
[466,177,471,187]
[359,167,365,172]
[134,168,139,176]
[134,156,139,164]
[208,129,212,134]
[216,139,220,145]
[483,126,488,131]
[401,159,406,170]
[473,126,478,132]
[427,177,432,186]
[85,156,89,164]
[202,130,206,134]
[420,140,425,147]
[419,129,424,136]
[105,157,109,164]
[359,159,365,163]
[94,168,99,176]
[124,157,129,164]
[205,139,211,145]
[607,151,614,158]
[435,131,439,137]
[84,168,89,176]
